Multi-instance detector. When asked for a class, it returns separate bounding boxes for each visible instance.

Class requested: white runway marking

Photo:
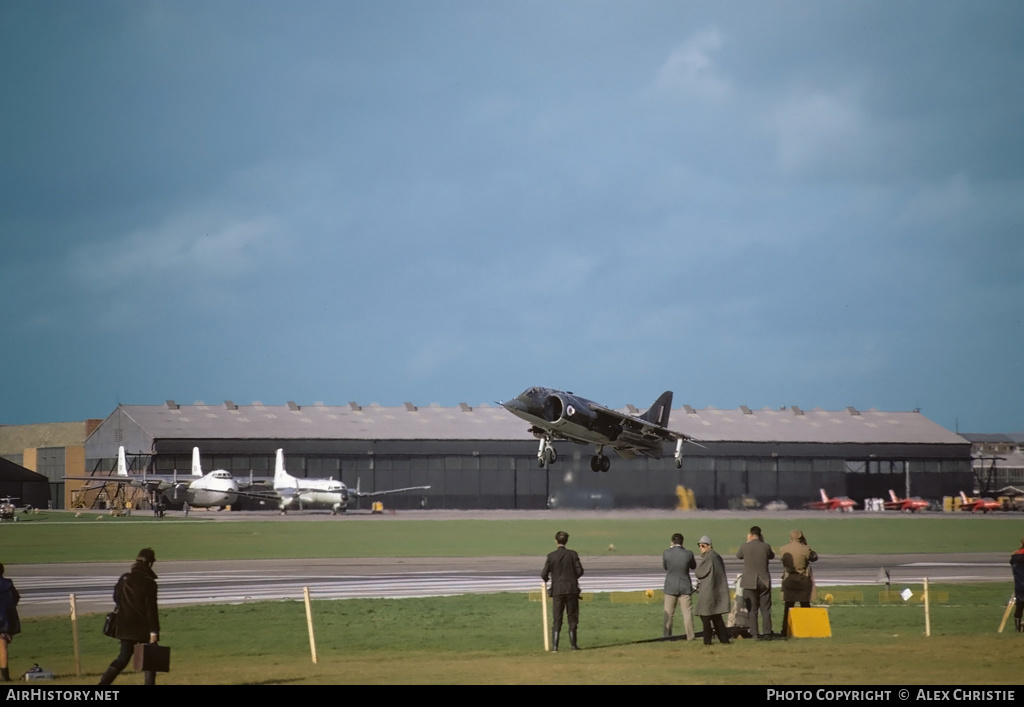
[19,571,925,614]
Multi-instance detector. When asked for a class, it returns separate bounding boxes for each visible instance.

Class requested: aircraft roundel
[566,405,576,417]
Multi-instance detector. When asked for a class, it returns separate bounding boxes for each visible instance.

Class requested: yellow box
[787,607,831,638]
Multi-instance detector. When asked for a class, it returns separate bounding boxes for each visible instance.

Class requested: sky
[2,1,1022,433]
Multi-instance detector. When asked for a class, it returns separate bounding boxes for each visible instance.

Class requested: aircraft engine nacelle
[542,393,596,427]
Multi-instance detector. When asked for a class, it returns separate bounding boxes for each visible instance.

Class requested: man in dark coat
[1011,537,1024,633]
[737,525,775,639]
[663,533,696,639]
[99,548,161,685]
[0,563,20,682]
[542,530,584,651]
[695,535,730,645]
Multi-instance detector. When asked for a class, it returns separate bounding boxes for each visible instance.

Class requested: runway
[12,552,1012,618]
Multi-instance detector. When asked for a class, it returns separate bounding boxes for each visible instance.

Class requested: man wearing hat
[778,530,818,637]
[695,535,730,645]
[99,548,161,685]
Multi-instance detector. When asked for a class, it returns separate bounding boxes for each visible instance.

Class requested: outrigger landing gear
[537,437,558,467]
[675,438,684,469]
[589,447,611,473]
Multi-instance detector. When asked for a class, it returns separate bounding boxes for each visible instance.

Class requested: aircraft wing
[235,478,275,491]
[584,402,699,457]
[589,402,695,440]
[63,475,175,492]
[351,485,431,499]
[230,487,282,502]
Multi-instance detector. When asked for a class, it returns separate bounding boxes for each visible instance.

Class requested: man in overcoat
[737,525,775,639]
[663,533,696,639]
[1011,537,1024,633]
[99,548,161,685]
[0,563,20,682]
[542,530,584,651]
[695,535,730,645]
[778,529,818,636]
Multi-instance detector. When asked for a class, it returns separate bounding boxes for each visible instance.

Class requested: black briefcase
[133,643,171,672]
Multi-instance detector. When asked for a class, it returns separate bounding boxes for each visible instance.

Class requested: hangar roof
[98,401,967,446]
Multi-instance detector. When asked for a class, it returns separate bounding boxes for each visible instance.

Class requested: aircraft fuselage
[502,386,684,472]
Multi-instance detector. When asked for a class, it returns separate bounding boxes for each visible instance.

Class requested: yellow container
[787,607,832,638]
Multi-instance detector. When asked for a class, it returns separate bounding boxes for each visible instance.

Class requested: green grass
[6,513,1022,684]
[2,511,1020,563]
[8,583,1022,685]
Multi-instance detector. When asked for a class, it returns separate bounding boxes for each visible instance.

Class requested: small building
[961,433,1024,494]
[0,420,101,509]
[0,457,52,511]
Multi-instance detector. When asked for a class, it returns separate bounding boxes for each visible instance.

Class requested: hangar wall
[83,439,972,511]
[78,403,974,511]
[0,420,101,509]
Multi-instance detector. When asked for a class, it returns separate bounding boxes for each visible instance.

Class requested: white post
[998,596,1016,633]
[542,583,550,652]
[69,594,81,677]
[923,578,931,637]
[303,586,318,664]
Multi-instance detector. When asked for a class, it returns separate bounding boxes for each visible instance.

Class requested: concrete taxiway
[11,552,1012,618]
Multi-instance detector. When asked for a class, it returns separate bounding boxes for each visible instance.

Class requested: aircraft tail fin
[820,488,829,503]
[117,446,128,476]
[274,449,295,488]
[889,489,899,503]
[192,447,203,477]
[640,391,673,427]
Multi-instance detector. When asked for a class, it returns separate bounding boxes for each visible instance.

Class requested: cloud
[70,209,288,291]
[62,207,292,330]
[654,29,730,100]
[772,86,871,176]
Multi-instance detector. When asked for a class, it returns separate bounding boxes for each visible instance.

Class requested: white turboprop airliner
[272,449,429,514]
[67,446,239,509]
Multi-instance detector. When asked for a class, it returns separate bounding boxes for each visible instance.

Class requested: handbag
[133,643,171,672]
[102,610,117,638]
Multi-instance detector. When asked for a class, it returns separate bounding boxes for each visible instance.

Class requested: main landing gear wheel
[590,455,610,473]
[537,439,558,467]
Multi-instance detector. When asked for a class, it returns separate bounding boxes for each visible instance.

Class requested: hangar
[0,457,52,512]
[73,400,973,510]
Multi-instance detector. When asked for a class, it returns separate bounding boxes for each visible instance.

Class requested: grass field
[3,510,1022,684]
[8,584,1023,685]
[2,510,1021,563]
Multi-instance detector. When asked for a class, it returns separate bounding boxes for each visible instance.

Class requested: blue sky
[2,1,1021,432]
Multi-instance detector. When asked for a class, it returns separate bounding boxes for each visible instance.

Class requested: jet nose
[502,398,527,413]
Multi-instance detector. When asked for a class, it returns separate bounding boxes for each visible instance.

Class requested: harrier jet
[500,387,697,472]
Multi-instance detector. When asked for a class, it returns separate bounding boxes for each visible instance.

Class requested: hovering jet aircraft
[958,491,1003,513]
[500,387,698,472]
[804,488,857,512]
[883,489,930,512]
[271,449,430,514]
[66,447,239,509]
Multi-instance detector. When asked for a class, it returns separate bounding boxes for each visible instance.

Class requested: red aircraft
[958,491,1003,513]
[804,488,857,512]
[883,489,930,512]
